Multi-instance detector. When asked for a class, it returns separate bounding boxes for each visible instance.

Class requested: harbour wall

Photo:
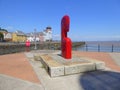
[0,41,85,55]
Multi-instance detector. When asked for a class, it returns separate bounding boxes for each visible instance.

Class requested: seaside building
[26,33,34,42]
[4,32,12,42]
[26,32,40,42]
[39,32,45,42]
[43,27,52,41]
[26,26,52,42]
[12,30,27,42]
[0,28,12,42]
[0,26,52,42]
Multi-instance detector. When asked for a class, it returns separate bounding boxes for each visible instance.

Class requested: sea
[74,41,120,52]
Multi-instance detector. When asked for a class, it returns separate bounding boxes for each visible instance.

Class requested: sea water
[74,41,120,52]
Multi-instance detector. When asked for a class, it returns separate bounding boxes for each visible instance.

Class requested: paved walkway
[0,50,120,90]
[109,53,120,66]
[73,51,120,71]
[0,53,40,84]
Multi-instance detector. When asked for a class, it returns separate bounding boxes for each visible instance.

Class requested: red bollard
[25,40,30,52]
[61,15,72,59]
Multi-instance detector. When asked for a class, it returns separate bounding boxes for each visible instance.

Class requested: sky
[0,0,120,41]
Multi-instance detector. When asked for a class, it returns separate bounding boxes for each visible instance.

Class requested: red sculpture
[25,40,30,52]
[61,15,72,59]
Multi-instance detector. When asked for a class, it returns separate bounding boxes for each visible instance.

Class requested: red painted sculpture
[61,15,72,59]
[25,40,30,52]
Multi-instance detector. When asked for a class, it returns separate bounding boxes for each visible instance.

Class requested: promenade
[0,50,120,90]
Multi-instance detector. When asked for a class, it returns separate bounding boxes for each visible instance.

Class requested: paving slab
[0,74,44,90]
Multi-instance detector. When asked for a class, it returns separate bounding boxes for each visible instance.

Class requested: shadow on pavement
[80,70,120,90]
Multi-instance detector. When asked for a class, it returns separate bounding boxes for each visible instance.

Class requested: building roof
[46,26,52,29]
[26,32,45,37]
[26,33,34,37]
[15,30,26,36]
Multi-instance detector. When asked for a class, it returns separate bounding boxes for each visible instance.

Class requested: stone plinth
[35,54,105,77]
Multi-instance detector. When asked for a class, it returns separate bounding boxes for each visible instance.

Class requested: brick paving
[0,53,40,84]
[29,51,120,90]
[0,51,120,86]
[73,51,120,71]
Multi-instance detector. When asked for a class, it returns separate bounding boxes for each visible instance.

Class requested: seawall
[0,41,85,55]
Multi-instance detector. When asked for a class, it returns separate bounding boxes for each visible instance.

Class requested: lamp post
[34,29,37,50]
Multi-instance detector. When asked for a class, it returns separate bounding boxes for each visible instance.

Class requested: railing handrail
[74,44,120,52]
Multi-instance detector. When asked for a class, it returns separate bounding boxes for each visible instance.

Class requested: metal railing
[74,44,120,52]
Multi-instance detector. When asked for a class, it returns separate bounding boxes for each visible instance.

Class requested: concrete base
[35,54,105,77]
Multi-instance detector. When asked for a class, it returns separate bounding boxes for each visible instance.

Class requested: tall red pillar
[61,15,72,59]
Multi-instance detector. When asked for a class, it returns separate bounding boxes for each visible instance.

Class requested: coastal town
[1,0,120,90]
[0,26,52,42]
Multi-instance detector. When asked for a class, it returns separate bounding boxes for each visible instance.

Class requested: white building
[4,32,12,41]
[26,33,34,42]
[1,30,12,42]
[26,26,52,42]
[43,27,52,41]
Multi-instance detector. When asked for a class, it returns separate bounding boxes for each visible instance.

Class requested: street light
[34,29,37,50]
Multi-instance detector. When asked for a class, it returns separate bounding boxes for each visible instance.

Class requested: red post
[25,40,30,52]
[61,15,72,59]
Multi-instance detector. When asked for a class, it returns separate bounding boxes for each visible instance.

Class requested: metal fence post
[86,44,88,51]
[111,44,113,52]
[98,44,100,52]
